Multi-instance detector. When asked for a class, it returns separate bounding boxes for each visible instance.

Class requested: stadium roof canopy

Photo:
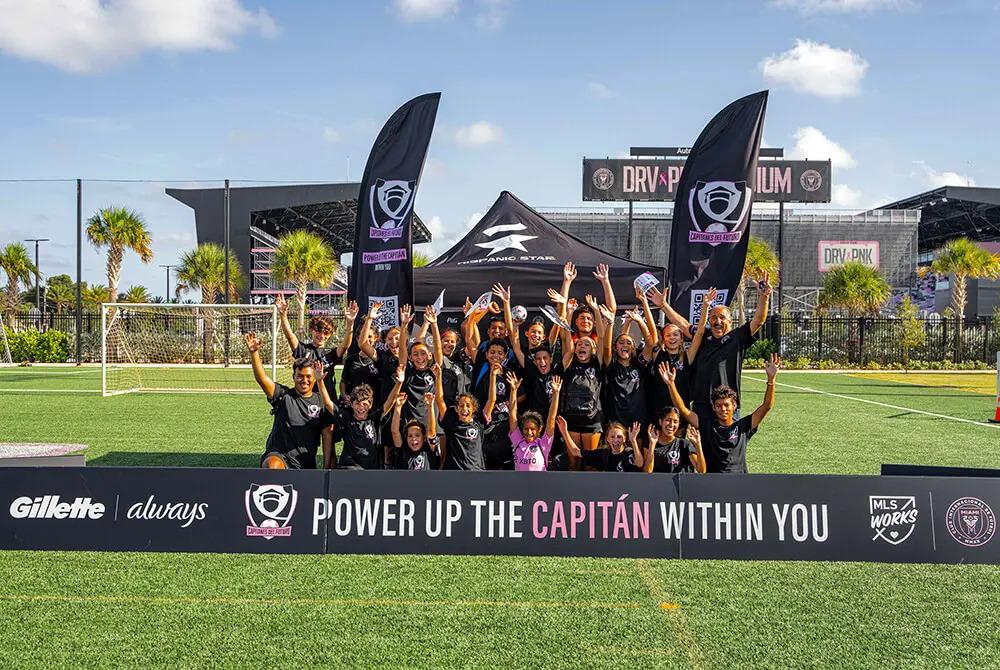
[877,186,1000,253]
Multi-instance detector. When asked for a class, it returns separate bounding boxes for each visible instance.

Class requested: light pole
[24,238,49,314]
[159,264,176,303]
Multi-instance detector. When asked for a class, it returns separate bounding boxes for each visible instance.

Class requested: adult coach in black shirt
[660,354,780,474]
[246,331,334,470]
[652,276,772,410]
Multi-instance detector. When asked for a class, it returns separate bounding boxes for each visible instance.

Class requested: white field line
[745,376,1000,430]
[0,368,98,375]
[0,388,101,394]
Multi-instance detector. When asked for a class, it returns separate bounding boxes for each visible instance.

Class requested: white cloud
[587,81,615,99]
[0,0,278,73]
[395,0,459,21]
[831,184,863,207]
[474,0,509,30]
[915,161,976,188]
[454,121,503,147]
[465,212,483,228]
[789,126,856,168]
[322,127,342,143]
[772,0,913,13]
[760,39,869,99]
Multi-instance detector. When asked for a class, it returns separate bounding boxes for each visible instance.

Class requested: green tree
[818,262,891,363]
[82,284,111,311]
[895,296,926,371]
[0,243,37,320]
[412,249,432,268]
[86,206,154,305]
[925,237,1000,360]
[176,243,244,304]
[120,285,151,303]
[270,230,337,331]
[47,281,76,315]
[736,236,780,323]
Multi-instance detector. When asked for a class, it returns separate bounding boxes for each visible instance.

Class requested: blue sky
[1,0,999,296]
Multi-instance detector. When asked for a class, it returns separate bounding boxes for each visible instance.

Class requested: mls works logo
[474,221,538,257]
[946,497,996,547]
[869,495,918,545]
[687,180,751,247]
[245,484,298,539]
[369,178,415,241]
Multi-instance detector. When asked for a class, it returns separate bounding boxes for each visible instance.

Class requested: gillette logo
[9,495,106,520]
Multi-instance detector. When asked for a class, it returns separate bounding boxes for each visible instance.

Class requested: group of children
[246,263,781,474]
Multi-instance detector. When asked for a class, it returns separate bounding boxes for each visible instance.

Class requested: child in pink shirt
[506,371,562,472]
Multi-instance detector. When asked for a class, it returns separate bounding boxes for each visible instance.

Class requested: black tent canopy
[413,191,665,311]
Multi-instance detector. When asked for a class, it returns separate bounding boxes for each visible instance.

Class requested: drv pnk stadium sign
[583,158,832,203]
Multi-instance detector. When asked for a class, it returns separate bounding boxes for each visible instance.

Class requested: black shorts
[580,448,608,471]
[482,422,512,471]
[563,413,604,434]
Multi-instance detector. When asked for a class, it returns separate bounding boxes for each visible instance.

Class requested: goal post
[0,313,12,366]
[101,303,292,396]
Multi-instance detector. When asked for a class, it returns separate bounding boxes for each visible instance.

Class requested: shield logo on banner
[245,483,298,539]
[869,495,918,545]
[946,497,996,547]
[687,180,751,247]
[369,178,415,241]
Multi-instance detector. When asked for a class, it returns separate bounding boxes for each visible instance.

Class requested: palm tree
[176,243,244,363]
[86,206,154,306]
[82,284,111,311]
[121,285,151,303]
[924,237,1000,360]
[412,249,432,268]
[818,262,891,363]
[0,243,38,321]
[270,230,337,331]
[175,243,244,304]
[47,281,76,315]
[736,236,780,323]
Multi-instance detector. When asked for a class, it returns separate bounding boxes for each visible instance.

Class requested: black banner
[2,467,999,564]
[348,93,440,329]
[583,157,830,203]
[667,91,768,324]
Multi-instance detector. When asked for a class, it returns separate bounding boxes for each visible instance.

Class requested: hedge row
[3,328,71,363]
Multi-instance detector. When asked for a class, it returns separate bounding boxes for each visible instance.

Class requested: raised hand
[593,263,609,282]
[394,392,406,411]
[686,425,700,446]
[647,424,659,445]
[555,415,568,433]
[400,304,413,326]
[584,294,600,312]
[705,287,718,306]
[395,364,406,384]
[634,284,649,303]
[464,296,473,313]
[368,301,384,320]
[757,273,774,297]
[275,294,288,315]
[490,363,503,378]
[598,304,615,323]
[345,300,359,321]
[547,288,566,305]
[424,304,437,324]
[563,262,577,282]
[657,361,676,385]
[491,284,511,303]
[423,392,435,406]
[431,362,441,377]
[550,376,563,393]
[487,301,502,315]
[765,353,781,380]
[244,331,261,352]
[629,421,641,442]
[566,297,578,313]
[647,286,666,308]
[505,371,521,391]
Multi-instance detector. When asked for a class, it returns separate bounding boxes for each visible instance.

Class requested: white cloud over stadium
[760,40,869,99]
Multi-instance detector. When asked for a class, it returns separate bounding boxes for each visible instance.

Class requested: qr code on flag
[369,295,399,331]
[689,289,728,325]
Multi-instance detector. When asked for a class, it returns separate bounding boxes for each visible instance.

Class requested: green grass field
[1,365,999,668]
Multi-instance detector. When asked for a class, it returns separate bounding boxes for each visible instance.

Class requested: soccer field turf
[0,366,998,668]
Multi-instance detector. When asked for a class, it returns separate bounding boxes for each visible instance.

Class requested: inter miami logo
[800,169,823,192]
[245,484,298,540]
[869,495,918,546]
[946,497,996,547]
[592,167,614,191]
[369,178,415,241]
[687,180,752,247]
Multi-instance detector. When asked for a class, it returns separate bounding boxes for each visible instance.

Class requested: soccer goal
[1,313,12,367]
[101,303,292,396]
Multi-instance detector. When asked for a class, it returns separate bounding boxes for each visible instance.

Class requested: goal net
[101,303,293,396]
[1,313,12,366]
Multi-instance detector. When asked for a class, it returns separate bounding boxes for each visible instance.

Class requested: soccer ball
[512,305,527,322]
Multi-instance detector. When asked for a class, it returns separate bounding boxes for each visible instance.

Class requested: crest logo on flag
[687,180,752,247]
[946,497,996,547]
[369,178,415,241]
[245,484,298,539]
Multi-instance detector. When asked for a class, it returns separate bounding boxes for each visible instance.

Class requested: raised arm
[686,287,716,364]
[482,363,501,424]
[627,421,644,469]
[560,299,577,369]
[750,274,773,335]
[381,364,405,416]
[597,304,615,366]
[636,286,658,350]
[626,308,653,360]
[275,294,299,351]
[398,304,413,368]
[505,371,521,434]
[336,300,359,358]
[751,354,780,430]
[658,361,697,427]
[649,286,693,339]
[390,392,406,449]
[492,283,514,344]
[426,306,443,367]
[644,425,659,473]
[545,376,562,439]
[556,415,581,461]
[245,332,276,399]
[424,392,439,452]
[358,301,382,359]
[313,360,335,413]
[687,425,707,474]
[431,362,447,417]
[593,263,617,312]
[558,262,577,321]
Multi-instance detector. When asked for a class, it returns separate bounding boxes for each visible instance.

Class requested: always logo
[126,495,207,528]
[687,180,751,247]
[369,178,415,241]
[474,221,538,257]
[245,484,298,539]
[869,495,918,545]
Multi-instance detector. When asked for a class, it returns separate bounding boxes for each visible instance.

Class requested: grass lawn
[0,366,998,668]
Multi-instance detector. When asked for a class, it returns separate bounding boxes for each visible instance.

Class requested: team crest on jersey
[467,427,479,440]
[364,423,376,440]
[585,368,596,378]
[667,448,680,465]
[306,404,321,419]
